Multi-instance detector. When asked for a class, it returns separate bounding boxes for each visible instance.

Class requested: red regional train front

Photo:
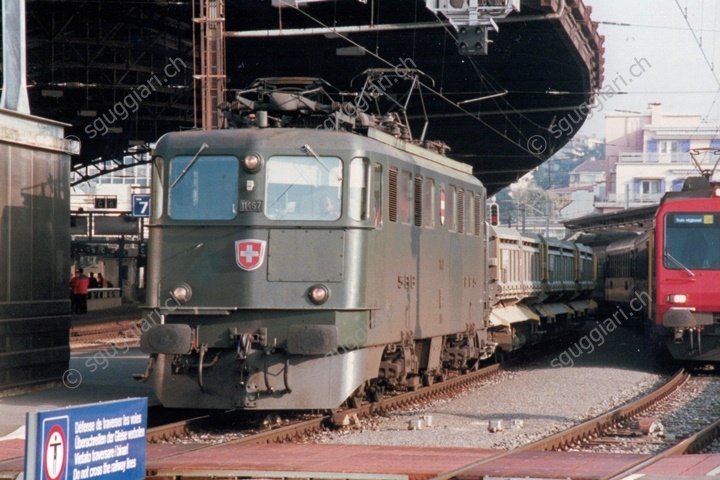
[654,178,720,362]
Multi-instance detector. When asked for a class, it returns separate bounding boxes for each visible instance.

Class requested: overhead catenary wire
[674,0,720,141]
[274,0,560,159]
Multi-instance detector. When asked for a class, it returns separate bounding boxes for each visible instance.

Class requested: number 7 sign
[132,194,151,218]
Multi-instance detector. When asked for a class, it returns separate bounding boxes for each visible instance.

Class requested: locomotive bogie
[150,344,386,410]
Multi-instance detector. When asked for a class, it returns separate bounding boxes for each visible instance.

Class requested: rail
[145,363,503,446]
[432,369,690,480]
[607,409,720,479]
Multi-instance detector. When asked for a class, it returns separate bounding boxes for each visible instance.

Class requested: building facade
[603,103,720,209]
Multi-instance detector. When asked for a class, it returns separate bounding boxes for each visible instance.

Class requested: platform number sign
[131,194,151,218]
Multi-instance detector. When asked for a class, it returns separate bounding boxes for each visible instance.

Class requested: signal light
[490,203,499,226]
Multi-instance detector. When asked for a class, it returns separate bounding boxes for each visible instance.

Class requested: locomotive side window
[446,185,456,232]
[168,155,239,220]
[664,213,720,269]
[423,178,435,228]
[398,170,413,225]
[349,157,370,222]
[465,191,474,236]
[265,155,342,221]
[373,163,383,228]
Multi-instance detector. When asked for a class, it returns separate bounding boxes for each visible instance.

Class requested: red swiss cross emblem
[235,239,267,271]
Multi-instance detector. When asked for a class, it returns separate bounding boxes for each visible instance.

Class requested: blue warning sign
[25,398,147,480]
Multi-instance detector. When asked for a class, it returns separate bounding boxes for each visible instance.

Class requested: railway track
[69,319,142,351]
[142,368,720,479]
[433,369,707,479]
[145,363,504,445]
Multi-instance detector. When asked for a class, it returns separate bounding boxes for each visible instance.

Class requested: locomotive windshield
[664,213,720,270]
[168,155,239,220]
[265,155,342,221]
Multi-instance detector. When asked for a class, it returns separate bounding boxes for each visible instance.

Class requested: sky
[577,0,720,138]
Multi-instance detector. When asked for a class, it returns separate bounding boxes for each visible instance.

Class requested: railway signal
[490,203,499,226]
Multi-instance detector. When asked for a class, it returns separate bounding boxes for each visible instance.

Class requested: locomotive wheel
[422,374,435,387]
[368,385,384,403]
[346,382,368,408]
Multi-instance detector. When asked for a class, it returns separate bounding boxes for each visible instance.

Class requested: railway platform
[0,304,154,440]
[3,439,720,479]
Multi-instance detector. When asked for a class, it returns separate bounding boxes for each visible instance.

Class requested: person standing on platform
[70,269,90,314]
[88,272,99,289]
[97,272,108,288]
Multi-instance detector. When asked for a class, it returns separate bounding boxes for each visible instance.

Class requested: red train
[603,176,720,362]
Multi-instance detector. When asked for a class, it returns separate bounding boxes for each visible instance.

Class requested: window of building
[634,178,663,197]
[641,179,660,195]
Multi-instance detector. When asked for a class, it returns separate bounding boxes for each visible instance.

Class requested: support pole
[1,0,31,113]
[195,0,226,130]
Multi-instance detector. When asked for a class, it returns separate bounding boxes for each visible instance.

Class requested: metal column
[195,0,226,130]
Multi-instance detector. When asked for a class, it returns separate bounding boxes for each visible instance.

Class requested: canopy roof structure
[12,0,603,195]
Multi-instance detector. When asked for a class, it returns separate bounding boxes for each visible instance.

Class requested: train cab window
[446,185,456,232]
[664,213,720,269]
[168,155,239,220]
[265,155,342,221]
[423,178,435,228]
[349,157,370,222]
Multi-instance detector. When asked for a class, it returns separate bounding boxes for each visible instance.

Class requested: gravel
[309,323,670,450]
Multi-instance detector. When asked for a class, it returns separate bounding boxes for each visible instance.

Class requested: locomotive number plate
[238,200,263,212]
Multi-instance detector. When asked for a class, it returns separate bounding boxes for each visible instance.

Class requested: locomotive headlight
[242,153,262,173]
[714,187,720,197]
[171,284,192,303]
[667,294,687,304]
[308,284,330,305]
